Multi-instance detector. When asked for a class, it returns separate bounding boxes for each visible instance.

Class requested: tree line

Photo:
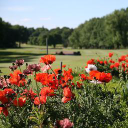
[69,8,128,49]
[29,27,73,48]
[0,17,73,48]
[0,18,33,48]
[0,7,128,49]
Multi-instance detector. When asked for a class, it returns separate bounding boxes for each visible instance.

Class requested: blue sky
[0,0,128,29]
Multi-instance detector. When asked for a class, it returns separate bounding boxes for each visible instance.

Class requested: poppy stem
[46,38,48,55]
[35,72,41,107]
[48,64,57,78]
[19,66,21,72]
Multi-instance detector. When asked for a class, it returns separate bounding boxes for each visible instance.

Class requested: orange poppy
[40,55,56,65]
[89,71,112,83]
[9,70,26,87]
[89,70,100,79]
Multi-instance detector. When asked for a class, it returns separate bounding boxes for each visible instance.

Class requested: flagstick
[46,38,49,73]
[60,61,62,77]
[46,38,48,55]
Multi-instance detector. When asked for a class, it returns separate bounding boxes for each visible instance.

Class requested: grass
[0,44,128,75]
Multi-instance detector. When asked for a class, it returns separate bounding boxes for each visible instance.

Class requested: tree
[48,33,62,48]
[12,25,29,47]
[61,27,73,47]
[105,8,128,48]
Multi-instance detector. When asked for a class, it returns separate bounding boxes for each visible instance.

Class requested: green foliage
[0,18,32,48]
[69,8,128,49]
[28,27,49,46]
[28,27,73,48]
[0,18,16,48]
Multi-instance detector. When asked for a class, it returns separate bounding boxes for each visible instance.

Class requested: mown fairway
[0,44,128,75]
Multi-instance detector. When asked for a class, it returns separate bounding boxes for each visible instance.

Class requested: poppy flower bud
[16,59,24,66]
[23,69,32,75]
[9,65,18,71]
[28,64,41,72]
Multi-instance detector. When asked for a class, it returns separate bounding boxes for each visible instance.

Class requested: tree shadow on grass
[41,48,63,50]
[0,47,35,50]
[0,51,45,56]
[0,51,46,63]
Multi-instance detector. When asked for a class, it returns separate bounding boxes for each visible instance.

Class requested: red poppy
[89,70,100,79]
[77,82,82,88]
[13,97,26,107]
[0,90,5,101]
[35,73,55,85]
[97,59,100,63]
[95,72,112,83]
[0,107,2,114]
[125,59,128,63]
[21,89,37,100]
[109,53,113,57]
[109,59,115,63]
[79,74,87,81]
[63,87,72,97]
[122,63,125,68]
[54,68,61,74]
[110,64,115,69]
[62,87,74,103]
[104,61,107,65]
[9,70,26,87]
[62,97,72,103]
[115,62,120,68]
[62,65,66,68]
[0,107,8,116]
[85,66,87,68]
[118,58,122,62]
[87,59,95,65]
[100,61,104,64]
[40,87,51,96]
[118,55,126,62]
[62,69,73,82]
[0,88,16,104]
[34,96,47,105]
[0,91,8,104]
[40,55,56,65]
[89,71,112,83]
